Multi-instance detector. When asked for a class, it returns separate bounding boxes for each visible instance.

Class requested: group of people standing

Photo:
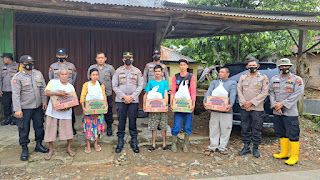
[0,49,303,166]
[203,58,303,166]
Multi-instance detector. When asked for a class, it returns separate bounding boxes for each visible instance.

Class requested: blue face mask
[280,67,290,74]
[248,67,258,73]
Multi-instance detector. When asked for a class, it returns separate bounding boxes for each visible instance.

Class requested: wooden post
[297,30,309,115]
[154,21,162,50]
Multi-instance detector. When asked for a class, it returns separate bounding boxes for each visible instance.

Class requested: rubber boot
[130,137,139,153]
[34,141,49,153]
[238,143,251,156]
[183,133,190,153]
[285,141,299,165]
[115,136,124,153]
[20,145,29,161]
[252,144,260,158]
[171,135,178,152]
[273,138,290,159]
[1,116,12,126]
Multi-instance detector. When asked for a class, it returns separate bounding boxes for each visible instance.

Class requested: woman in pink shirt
[170,59,196,153]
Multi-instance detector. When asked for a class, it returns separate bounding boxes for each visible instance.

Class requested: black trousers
[2,91,13,118]
[104,95,114,127]
[273,115,300,141]
[240,109,264,146]
[16,106,45,146]
[116,102,138,138]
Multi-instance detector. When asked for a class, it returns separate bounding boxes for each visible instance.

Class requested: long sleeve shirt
[171,73,196,101]
[203,79,237,113]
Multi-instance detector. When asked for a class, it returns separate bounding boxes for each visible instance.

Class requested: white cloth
[146,85,163,99]
[45,79,75,119]
[211,80,228,97]
[85,81,104,101]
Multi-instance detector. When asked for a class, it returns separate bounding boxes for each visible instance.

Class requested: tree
[162,0,320,66]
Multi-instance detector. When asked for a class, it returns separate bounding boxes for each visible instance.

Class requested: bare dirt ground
[1,110,319,179]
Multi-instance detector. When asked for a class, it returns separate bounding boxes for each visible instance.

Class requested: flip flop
[220,150,228,155]
[94,145,102,152]
[84,147,91,154]
[148,146,156,152]
[162,146,169,150]
[44,153,54,160]
[66,150,76,157]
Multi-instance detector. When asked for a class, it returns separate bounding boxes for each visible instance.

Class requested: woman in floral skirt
[80,68,108,153]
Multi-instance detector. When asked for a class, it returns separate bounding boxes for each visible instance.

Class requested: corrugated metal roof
[61,0,320,22]
[63,0,163,8]
[160,45,196,63]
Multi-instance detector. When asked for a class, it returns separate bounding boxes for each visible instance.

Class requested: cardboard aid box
[172,99,193,113]
[205,96,229,112]
[85,100,108,115]
[145,99,168,112]
[51,91,79,111]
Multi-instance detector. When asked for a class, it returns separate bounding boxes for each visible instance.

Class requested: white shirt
[45,79,75,119]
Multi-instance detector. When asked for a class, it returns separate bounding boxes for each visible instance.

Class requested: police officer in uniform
[49,48,77,135]
[0,53,19,126]
[112,52,143,153]
[12,55,49,161]
[87,51,115,136]
[143,50,169,88]
[269,58,304,165]
[237,58,269,158]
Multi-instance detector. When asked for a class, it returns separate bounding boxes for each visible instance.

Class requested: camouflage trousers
[148,112,168,131]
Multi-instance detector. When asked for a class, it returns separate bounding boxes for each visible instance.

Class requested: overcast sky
[167,0,188,3]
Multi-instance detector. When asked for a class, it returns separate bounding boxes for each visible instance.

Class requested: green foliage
[162,0,320,66]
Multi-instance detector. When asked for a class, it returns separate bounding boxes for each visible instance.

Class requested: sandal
[148,146,156,152]
[204,148,214,155]
[44,153,54,160]
[84,147,91,154]
[220,150,228,155]
[162,146,169,150]
[94,145,102,152]
[66,150,76,157]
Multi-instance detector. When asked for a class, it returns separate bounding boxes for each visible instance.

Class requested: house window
[166,66,170,76]
[188,68,193,74]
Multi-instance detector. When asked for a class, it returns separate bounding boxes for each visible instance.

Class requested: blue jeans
[171,112,193,136]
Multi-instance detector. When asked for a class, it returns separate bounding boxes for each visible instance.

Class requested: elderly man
[12,55,48,161]
[269,58,304,165]
[204,68,237,155]
[43,67,76,160]
[237,58,269,158]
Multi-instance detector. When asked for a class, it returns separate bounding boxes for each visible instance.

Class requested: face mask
[280,68,290,74]
[125,59,132,66]
[153,56,160,61]
[58,58,66,62]
[248,67,258,73]
[24,63,34,71]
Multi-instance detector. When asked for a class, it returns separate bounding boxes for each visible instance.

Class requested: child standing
[143,65,169,152]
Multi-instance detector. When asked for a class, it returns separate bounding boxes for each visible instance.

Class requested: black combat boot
[107,125,112,136]
[20,145,29,161]
[238,143,251,156]
[115,136,124,153]
[34,141,49,153]
[252,145,260,158]
[1,116,12,126]
[130,137,139,153]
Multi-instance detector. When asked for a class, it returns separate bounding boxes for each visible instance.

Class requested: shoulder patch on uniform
[296,78,302,86]
[145,65,148,70]
[49,67,52,71]
[13,79,17,84]
[139,71,142,77]
[73,66,76,71]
